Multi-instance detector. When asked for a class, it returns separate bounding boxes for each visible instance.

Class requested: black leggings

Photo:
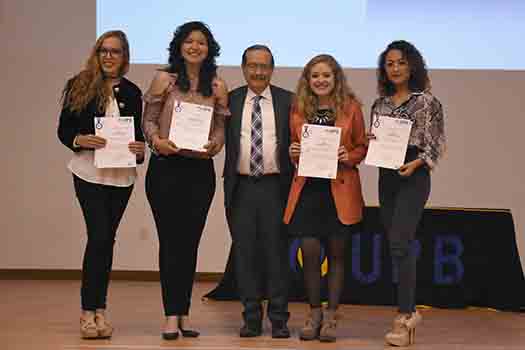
[145,154,215,316]
[301,236,347,310]
[379,151,430,313]
[73,175,133,311]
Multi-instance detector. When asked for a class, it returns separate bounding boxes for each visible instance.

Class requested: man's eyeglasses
[244,62,272,71]
[98,47,123,57]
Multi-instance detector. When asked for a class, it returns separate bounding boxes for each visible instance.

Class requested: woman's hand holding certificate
[153,137,179,156]
[76,134,106,149]
[203,139,222,157]
[365,115,412,169]
[128,141,146,159]
[169,100,213,152]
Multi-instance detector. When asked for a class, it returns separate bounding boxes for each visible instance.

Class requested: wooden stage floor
[2,280,524,350]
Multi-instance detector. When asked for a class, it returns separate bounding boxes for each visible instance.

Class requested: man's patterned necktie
[250,95,264,177]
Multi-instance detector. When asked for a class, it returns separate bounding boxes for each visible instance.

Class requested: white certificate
[94,116,136,168]
[169,100,213,152]
[365,115,413,169]
[298,124,341,179]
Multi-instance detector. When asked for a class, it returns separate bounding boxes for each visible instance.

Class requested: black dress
[288,109,355,238]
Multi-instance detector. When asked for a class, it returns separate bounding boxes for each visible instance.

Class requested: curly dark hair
[166,21,220,97]
[377,40,430,96]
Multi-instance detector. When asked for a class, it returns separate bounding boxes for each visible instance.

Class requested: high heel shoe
[95,310,113,339]
[385,311,422,347]
[177,316,200,338]
[80,313,98,339]
[162,317,179,340]
[162,331,179,340]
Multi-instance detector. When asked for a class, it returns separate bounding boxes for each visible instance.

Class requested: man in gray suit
[223,45,293,338]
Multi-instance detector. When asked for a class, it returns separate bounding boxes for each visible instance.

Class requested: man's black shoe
[271,321,291,339]
[239,323,262,337]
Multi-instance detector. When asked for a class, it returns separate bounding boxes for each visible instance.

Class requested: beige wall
[2,0,524,272]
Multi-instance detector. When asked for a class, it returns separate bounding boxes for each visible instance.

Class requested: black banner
[205,208,525,311]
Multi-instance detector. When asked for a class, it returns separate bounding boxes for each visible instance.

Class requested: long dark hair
[377,40,430,96]
[166,21,220,97]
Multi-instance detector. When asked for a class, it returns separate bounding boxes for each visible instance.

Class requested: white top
[68,97,137,187]
[238,86,280,175]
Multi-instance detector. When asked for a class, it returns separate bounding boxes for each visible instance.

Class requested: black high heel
[178,317,200,338]
[161,331,179,340]
[162,317,179,340]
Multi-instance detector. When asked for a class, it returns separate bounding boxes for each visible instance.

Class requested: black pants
[145,154,215,316]
[379,148,430,313]
[73,175,133,311]
[226,175,289,325]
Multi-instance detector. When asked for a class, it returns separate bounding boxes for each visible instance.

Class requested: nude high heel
[385,311,422,346]
[80,312,98,339]
[94,309,113,339]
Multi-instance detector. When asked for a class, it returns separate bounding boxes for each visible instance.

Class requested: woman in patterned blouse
[368,40,445,346]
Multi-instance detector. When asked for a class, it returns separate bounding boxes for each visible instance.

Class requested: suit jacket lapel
[270,85,283,146]
[231,86,248,162]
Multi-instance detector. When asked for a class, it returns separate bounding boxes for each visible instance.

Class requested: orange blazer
[283,99,367,225]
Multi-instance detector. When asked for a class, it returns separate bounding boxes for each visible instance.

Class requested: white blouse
[68,97,137,187]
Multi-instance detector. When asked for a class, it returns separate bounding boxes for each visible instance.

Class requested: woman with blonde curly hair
[58,30,145,339]
[284,54,367,342]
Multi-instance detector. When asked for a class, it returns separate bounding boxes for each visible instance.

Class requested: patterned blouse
[142,72,229,158]
[371,92,446,169]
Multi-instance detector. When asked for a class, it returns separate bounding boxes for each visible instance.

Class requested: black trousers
[378,148,430,313]
[145,154,215,316]
[226,175,289,324]
[73,175,133,311]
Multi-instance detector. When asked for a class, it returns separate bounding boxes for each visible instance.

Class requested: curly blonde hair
[295,54,359,122]
[62,30,130,113]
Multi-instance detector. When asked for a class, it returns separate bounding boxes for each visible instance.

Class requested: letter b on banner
[434,235,464,285]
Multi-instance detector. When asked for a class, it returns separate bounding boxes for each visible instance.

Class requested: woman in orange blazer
[284,54,367,342]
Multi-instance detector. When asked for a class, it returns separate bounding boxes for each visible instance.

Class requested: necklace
[314,109,335,124]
